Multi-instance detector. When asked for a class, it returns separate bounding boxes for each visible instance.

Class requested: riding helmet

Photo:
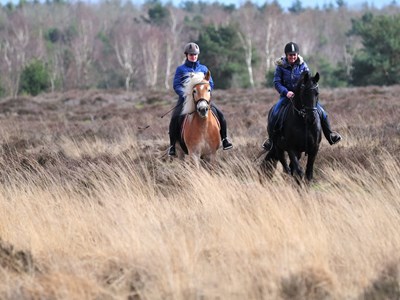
[184,42,200,55]
[284,42,299,54]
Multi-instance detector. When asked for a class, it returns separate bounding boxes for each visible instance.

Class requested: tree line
[0,0,399,97]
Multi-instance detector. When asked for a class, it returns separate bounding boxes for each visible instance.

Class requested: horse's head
[181,71,212,117]
[294,71,320,115]
[194,71,211,118]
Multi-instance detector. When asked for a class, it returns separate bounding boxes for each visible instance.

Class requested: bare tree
[138,25,163,88]
[69,4,99,88]
[260,4,282,77]
[0,1,387,93]
[163,6,185,90]
[236,2,260,88]
[111,11,140,91]
[1,11,30,96]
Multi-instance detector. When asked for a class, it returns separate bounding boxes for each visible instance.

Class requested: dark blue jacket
[173,59,214,104]
[273,55,309,97]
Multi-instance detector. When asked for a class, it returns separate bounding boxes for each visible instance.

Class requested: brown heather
[0,85,399,299]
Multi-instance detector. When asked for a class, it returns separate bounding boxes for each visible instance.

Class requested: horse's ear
[303,71,310,82]
[205,70,211,81]
[314,72,320,83]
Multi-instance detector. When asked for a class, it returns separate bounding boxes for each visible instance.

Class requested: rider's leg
[262,96,288,151]
[318,103,342,145]
[212,104,233,150]
[168,103,183,156]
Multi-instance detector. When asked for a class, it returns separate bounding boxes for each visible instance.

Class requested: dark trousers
[268,96,330,136]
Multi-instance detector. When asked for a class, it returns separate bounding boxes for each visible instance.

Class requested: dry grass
[0,86,399,299]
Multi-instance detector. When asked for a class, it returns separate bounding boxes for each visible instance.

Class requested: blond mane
[181,72,206,115]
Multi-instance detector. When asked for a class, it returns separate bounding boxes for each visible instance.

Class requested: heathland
[0,85,399,299]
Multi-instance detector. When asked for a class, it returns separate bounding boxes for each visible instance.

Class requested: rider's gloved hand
[286,91,295,99]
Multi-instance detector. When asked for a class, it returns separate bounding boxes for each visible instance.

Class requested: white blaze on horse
[176,70,221,167]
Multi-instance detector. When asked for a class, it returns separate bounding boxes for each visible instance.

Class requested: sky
[269,0,394,9]
[170,0,397,10]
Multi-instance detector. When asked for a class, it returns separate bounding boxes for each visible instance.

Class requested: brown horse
[177,71,221,167]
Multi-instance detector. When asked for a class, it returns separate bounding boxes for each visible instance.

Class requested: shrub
[19,60,50,96]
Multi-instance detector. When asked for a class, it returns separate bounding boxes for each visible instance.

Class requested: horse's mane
[181,72,206,115]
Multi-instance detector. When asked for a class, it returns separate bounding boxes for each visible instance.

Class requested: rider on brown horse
[168,42,233,156]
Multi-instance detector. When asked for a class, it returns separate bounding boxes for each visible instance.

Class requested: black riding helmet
[284,42,299,54]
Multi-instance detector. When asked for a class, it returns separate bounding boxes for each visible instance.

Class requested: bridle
[191,81,211,116]
[292,82,319,118]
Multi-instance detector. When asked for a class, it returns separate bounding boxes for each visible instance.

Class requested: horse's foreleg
[277,151,290,174]
[288,151,303,179]
[305,152,317,181]
[193,156,201,169]
[202,153,216,171]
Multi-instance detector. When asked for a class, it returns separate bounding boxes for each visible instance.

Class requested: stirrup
[262,138,273,151]
[222,138,233,150]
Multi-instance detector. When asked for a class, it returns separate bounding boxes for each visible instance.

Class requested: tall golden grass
[0,86,399,299]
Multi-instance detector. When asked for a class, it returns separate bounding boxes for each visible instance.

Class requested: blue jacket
[173,59,214,104]
[273,55,309,97]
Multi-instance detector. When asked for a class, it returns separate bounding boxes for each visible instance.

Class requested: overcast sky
[168,0,396,10]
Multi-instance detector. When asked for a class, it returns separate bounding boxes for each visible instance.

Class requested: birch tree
[236,2,259,88]
[260,4,282,77]
[139,25,162,88]
[69,4,98,88]
[111,12,140,91]
[163,6,184,90]
[1,12,30,96]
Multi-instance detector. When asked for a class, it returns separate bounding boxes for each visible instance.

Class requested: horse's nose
[197,101,209,118]
[199,106,208,117]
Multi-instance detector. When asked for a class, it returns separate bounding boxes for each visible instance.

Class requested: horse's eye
[208,89,211,93]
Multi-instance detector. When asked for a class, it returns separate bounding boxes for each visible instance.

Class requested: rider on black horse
[262,42,342,151]
[168,42,233,156]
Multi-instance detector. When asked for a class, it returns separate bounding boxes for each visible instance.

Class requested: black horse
[262,71,322,181]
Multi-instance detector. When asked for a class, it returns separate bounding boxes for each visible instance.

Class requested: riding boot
[262,130,277,151]
[222,138,233,150]
[321,115,342,145]
[168,115,180,156]
[212,104,233,150]
[262,108,280,151]
[220,122,233,150]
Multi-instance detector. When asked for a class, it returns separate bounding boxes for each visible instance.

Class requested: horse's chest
[183,115,220,153]
[282,122,320,151]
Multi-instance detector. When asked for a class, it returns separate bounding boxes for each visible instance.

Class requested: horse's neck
[292,96,302,110]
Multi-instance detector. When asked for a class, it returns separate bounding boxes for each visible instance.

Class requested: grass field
[0,85,399,299]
